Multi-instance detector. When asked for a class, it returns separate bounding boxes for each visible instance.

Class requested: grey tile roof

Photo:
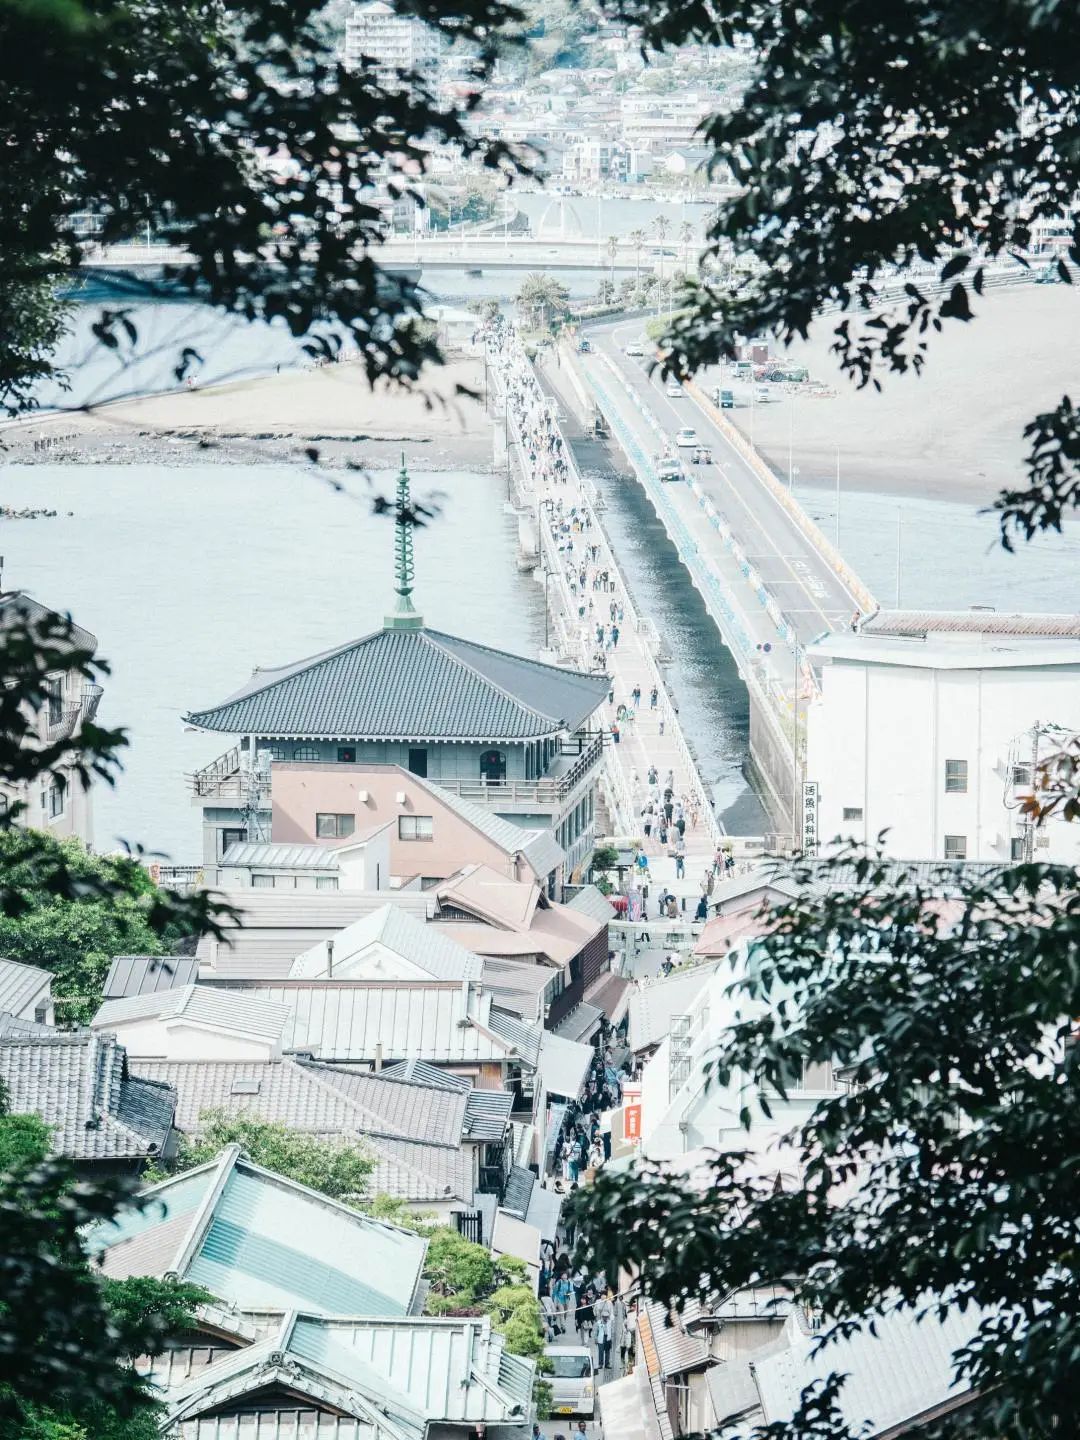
[628,966,719,1053]
[412,774,566,878]
[0,1027,174,1160]
[368,1135,473,1203]
[92,984,291,1042]
[378,1057,470,1090]
[185,626,608,741]
[103,955,198,998]
[302,1063,468,1145]
[486,1007,543,1069]
[566,884,618,922]
[643,1299,711,1377]
[289,905,483,984]
[0,956,51,1017]
[480,957,555,1022]
[462,1086,513,1141]
[501,1164,535,1218]
[861,608,1080,638]
[0,1011,55,1038]
[0,592,96,651]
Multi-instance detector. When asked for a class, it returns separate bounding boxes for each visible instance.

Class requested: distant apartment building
[805,610,1080,864]
[562,137,629,185]
[0,591,102,844]
[620,91,713,151]
[343,0,441,89]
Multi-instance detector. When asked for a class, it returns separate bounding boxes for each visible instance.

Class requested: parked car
[665,378,683,397]
[545,1345,596,1418]
[625,340,645,357]
[675,425,698,448]
[754,385,772,404]
[657,456,685,482]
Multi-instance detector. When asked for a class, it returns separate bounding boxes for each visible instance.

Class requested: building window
[1011,762,1033,789]
[46,678,64,727]
[408,747,428,778]
[293,745,320,762]
[34,1004,48,1024]
[337,746,356,763]
[944,759,968,794]
[944,834,968,861]
[1010,836,1026,861]
[842,806,863,821]
[220,827,247,857]
[398,814,434,841]
[251,873,275,888]
[48,779,65,818]
[316,875,339,891]
[480,749,506,782]
[316,812,355,839]
[267,746,287,762]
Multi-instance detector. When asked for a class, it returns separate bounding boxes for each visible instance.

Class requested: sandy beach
[724,282,1080,506]
[4,352,494,472]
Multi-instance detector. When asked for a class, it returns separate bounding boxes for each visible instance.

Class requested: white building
[343,0,441,89]
[804,610,1080,864]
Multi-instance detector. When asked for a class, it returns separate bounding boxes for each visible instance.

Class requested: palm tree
[606,234,619,288]
[515,271,571,331]
[679,220,695,272]
[628,227,647,281]
[653,214,671,284]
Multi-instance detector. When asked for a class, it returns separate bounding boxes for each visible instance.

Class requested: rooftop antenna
[384,454,423,630]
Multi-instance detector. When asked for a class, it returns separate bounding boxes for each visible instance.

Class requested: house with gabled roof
[185,465,607,886]
[288,904,484,985]
[142,1309,534,1440]
[87,1143,428,1318]
[124,1054,515,1217]
[0,1019,175,1173]
[0,955,54,1025]
[90,983,292,1062]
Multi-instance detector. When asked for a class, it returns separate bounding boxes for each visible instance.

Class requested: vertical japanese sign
[802,780,819,855]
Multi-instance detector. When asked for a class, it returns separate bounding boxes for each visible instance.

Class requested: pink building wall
[271,763,529,882]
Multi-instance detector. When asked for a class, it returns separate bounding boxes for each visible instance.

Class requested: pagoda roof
[184,626,608,742]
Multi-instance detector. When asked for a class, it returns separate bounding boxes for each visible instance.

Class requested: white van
[545,1343,596,1418]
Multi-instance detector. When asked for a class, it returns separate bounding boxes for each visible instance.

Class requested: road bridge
[566,317,877,832]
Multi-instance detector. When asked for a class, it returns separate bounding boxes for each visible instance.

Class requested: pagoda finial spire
[384,454,423,630]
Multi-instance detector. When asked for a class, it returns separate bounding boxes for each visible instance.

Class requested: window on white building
[1010,836,1026,861]
[1011,762,1033,788]
[944,759,968,793]
[251,874,275,888]
[398,814,434,841]
[842,806,863,821]
[293,745,320,762]
[944,834,968,860]
[48,779,65,818]
[316,875,339,891]
[316,812,355,838]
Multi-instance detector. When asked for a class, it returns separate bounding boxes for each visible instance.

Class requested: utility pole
[895,508,903,607]
[835,447,841,548]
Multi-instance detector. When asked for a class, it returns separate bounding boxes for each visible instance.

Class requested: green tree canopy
[578,848,1080,1439]
[612,0,1080,545]
[171,1112,375,1206]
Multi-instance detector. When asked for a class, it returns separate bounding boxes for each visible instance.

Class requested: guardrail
[683,380,878,616]
[577,351,798,763]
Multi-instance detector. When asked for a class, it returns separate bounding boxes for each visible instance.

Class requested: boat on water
[465,266,484,277]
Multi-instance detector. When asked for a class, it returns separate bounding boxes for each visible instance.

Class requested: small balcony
[45,683,104,743]
[189,746,270,808]
[436,733,604,814]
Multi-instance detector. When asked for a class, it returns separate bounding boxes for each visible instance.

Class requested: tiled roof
[92,984,291,1043]
[154,1312,532,1437]
[211,981,529,1066]
[0,592,96,651]
[642,1300,711,1377]
[0,956,51,1016]
[0,1026,174,1160]
[377,1057,470,1090]
[486,1007,543,1068]
[861,609,1080,638]
[185,625,607,741]
[129,1058,473,1204]
[103,955,198,998]
[480,956,556,1022]
[88,1145,427,1317]
[410,774,566,878]
[462,1086,514,1141]
[566,884,618,922]
[289,904,483,984]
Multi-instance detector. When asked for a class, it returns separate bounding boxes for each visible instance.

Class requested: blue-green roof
[184,626,608,742]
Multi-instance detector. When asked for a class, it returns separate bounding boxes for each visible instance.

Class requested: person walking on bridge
[650,685,658,709]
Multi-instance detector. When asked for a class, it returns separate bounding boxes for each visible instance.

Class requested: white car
[657,456,684,482]
[625,341,645,358]
[545,1345,596,1418]
[675,426,698,448]
[665,378,683,397]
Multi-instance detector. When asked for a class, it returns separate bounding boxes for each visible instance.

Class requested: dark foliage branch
[573,846,1080,1440]
[0,602,235,938]
[0,0,528,412]
[602,0,1080,547]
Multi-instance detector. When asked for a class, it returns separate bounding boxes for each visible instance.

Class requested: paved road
[582,318,863,655]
